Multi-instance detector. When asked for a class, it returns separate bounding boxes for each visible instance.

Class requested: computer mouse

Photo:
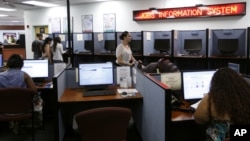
[122,91,127,95]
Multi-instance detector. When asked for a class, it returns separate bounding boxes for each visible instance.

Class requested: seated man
[139,58,179,73]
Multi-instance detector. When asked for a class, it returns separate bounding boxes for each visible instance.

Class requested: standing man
[32,33,43,59]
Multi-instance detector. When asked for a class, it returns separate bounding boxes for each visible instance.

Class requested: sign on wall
[48,17,61,33]
[133,2,246,21]
[103,13,116,32]
[82,15,93,33]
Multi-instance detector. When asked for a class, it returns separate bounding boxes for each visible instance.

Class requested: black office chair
[0,88,36,141]
[75,107,132,141]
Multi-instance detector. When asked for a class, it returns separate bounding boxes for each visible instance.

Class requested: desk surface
[172,111,194,121]
[59,88,143,103]
[36,81,53,89]
[172,100,195,121]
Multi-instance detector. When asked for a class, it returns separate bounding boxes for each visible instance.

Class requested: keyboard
[83,90,116,97]
[35,82,44,87]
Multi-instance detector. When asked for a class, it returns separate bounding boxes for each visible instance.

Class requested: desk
[59,88,142,103]
[172,110,194,121]
[172,100,194,121]
[171,102,206,141]
[59,87,143,132]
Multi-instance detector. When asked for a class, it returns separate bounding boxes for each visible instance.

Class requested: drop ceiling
[0,0,117,26]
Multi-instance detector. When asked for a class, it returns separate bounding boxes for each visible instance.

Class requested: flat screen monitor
[0,54,3,67]
[218,39,238,56]
[228,62,240,73]
[182,70,216,100]
[104,40,116,53]
[84,40,93,51]
[184,39,202,55]
[129,40,141,53]
[78,62,114,89]
[21,59,49,79]
[154,39,170,54]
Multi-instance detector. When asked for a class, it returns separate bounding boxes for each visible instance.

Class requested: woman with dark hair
[0,54,36,90]
[0,54,37,134]
[115,31,137,66]
[42,37,53,63]
[52,36,67,63]
[194,67,250,141]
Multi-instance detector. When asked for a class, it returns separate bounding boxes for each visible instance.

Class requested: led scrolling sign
[133,2,246,21]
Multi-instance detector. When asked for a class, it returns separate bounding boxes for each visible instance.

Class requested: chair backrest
[0,88,36,114]
[75,107,132,141]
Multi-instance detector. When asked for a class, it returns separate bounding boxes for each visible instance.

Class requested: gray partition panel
[66,68,78,88]
[53,69,67,141]
[55,70,66,100]
[135,70,170,141]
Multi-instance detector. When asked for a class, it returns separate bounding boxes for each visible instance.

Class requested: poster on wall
[62,17,73,33]
[48,17,61,33]
[81,15,93,33]
[103,13,116,32]
[3,33,17,44]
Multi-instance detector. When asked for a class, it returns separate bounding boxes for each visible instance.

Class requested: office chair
[0,88,36,141]
[75,107,132,141]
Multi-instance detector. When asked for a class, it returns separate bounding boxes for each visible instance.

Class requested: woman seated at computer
[0,54,37,134]
[116,31,137,66]
[194,68,250,141]
[0,54,36,90]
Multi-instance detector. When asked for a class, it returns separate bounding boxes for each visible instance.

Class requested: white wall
[24,0,249,58]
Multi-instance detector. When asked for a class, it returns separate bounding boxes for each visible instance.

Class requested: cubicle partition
[134,69,172,141]
[174,30,207,57]
[52,64,70,141]
[55,66,141,141]
[52,65,205,141]
[135,70,207,141]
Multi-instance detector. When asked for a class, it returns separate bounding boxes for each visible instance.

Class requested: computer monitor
[154,39,170,54]
[182,70,216,100]
[228,62,240,73]
[218,39,238,56]
[129,40,142,53]
[21,59,49,80]
[78,62,114,90]
[104,40,116,53]
[0,54,3,67]
[184,39,202,56]
[84,40,93,51]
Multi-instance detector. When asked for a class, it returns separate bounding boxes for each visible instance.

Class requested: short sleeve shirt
[115,43,132,65]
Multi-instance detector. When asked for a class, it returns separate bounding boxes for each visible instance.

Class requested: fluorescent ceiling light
[11,21,21,22]
[22,1,59,7]
[0,14,8,17]
[0,7,16,11]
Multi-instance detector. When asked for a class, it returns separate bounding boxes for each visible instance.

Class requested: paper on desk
[117,89,138,94]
